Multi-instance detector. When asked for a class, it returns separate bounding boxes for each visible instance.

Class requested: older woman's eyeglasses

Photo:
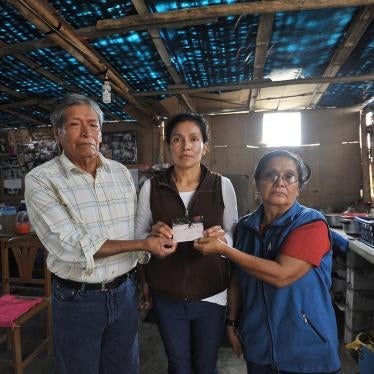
[260,171,298,185]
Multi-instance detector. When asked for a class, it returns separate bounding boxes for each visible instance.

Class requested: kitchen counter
[332,228,374,265]
[331,229,374,344]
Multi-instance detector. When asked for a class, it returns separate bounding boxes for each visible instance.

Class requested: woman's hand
[150,221,173,239]
[203,225,226,242]
[193,237,228,256]
[227,326,243,359]
[138,279,152,311]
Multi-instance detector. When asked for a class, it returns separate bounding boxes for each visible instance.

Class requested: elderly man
[25,94,176,374]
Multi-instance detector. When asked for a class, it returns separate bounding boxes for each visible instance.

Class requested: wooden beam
[6,0,157,123]
[133,74,374,96]
[359,111,372,202]
[248,12,274,111]
[131,0,196,112]
[309,6,374,107]
[97,1,374,31]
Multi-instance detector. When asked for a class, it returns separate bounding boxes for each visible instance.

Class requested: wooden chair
[0,235,52,374]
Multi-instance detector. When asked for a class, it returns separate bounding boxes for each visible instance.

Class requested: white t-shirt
[135,176,238,305]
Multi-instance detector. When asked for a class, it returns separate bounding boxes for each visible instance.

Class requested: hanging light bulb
[102,71,111,104]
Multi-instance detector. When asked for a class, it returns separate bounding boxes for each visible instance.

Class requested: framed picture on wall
[101,131,137,164]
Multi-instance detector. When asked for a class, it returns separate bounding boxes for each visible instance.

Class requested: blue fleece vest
[236,202,340,373]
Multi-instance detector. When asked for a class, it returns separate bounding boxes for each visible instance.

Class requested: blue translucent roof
[264,8,357,79]
[92,31,173,92]
[50,0,136,28]
[0,2,45,43]
[0,0,373,129]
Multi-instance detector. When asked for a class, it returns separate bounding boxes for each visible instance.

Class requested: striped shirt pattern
[25,152,143,282]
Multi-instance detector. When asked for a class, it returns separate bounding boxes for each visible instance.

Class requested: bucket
[359,346,374,374]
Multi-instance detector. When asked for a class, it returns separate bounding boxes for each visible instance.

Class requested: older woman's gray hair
[50,94,104,130]
[254,150,311,189]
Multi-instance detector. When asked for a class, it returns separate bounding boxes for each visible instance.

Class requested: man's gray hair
[50,94,104,129]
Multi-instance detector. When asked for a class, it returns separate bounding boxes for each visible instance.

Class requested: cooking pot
[323,214,343,228]
[341,218,360,236]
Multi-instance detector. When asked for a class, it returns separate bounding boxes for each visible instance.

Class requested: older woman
[195,150,341,374]
[135,113,238,374]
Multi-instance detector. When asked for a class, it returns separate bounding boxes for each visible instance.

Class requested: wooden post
[158,120,165,165]
[360,111,371,203]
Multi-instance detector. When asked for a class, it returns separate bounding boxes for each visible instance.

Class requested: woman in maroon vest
[135,113,238,374]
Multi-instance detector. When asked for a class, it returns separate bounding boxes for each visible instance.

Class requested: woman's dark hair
[165,113,209,144]
[254,150,311,189]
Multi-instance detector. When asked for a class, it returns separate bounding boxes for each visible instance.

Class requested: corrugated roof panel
[319,82,374,108]
[50,0,136,28]
[92,31,174,92]
[160,16,257,88]
[146,0,243,12]
[338,22,374,76]
[24,48,100,98]
[0,55,64,96]
[319,24,374,108]
[101,98,134,121]
[146,0,256,88]
[265,8,357,80]
[0,2,45,43]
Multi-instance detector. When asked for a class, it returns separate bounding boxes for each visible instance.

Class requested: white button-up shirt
[25,152,144,282]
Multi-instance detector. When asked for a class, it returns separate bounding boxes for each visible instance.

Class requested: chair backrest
[1,234,51,298]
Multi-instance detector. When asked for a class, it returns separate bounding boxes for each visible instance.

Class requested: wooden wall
[153,108,362,215]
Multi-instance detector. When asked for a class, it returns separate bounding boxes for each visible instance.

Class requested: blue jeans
[152,293,226,374]
[52,274,139,374]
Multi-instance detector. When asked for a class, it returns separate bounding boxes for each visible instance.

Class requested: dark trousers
[246,361,341,374]
[52,275,139,374]
[152,293,226,374]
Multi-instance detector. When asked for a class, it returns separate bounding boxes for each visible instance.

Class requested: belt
[53,268,136,291]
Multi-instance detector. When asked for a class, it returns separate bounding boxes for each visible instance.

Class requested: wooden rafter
[5,0,158,126]
[97,0,374,31]
[131,0,196,112]
[133,73,374,96]
[248,12,274,111]
[308,5,374,107]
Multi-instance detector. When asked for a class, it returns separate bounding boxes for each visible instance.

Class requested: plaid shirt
[25,152,144,282]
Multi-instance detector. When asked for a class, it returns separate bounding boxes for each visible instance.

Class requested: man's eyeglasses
[260,171,298,185]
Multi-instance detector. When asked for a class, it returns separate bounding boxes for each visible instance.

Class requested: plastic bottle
[16,200,30,234]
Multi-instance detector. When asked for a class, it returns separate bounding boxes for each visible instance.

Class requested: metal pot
[341,218,360,236]
[324,214,343,228]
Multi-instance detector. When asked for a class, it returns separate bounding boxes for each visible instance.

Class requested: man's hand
[227,326,243,359]
[145,236,177,258]
[150,221,173,239]
[193,237,228,256]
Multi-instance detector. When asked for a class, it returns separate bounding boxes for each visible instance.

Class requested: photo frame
[101,131,137,164]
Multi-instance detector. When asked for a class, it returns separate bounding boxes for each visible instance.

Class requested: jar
[15,210,30,234]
